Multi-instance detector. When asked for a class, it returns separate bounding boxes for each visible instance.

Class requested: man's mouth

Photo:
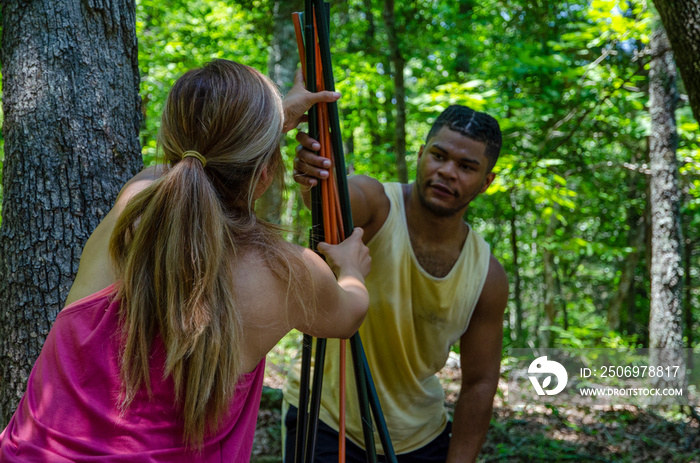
[428,182,455,197]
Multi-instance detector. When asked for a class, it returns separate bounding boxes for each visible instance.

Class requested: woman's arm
[294,228,371,339]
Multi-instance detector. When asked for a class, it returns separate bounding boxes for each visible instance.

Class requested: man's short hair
[426,105,502,172]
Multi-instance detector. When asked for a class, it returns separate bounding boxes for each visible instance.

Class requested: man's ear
[417,144,425,161]
[480,172,496,193]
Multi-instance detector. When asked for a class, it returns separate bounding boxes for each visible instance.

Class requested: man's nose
[437,161,457,178]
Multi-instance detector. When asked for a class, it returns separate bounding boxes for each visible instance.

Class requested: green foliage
[1,0,696,352]
[130,0,700,350]
[136,0,273,163]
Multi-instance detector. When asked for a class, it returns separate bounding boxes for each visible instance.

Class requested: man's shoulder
[485,254,507,286]
[348,175,393,241]
[349,174,387,194]
[477,254,509,310]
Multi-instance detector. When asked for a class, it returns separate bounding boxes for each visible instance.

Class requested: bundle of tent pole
[290,2,398,463]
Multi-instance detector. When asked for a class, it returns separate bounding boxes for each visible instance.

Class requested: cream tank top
[284,182,491,454]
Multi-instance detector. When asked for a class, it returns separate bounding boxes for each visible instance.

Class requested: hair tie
[182,150,207,167]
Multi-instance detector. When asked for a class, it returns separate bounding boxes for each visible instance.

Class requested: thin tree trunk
[609,144,648,330]
[344,125,355,174]
[383,0,408,183]
[608,215,645,330]
[648,25,685,385]
[509,194,523,346]
[539,214,558,348]
[364,0,376,38]
[626,282,638,338]
[634,177,653,343]
[261,0,301,225]
[684,237,694,349]
[455,0,475,74]
[0,0,142,425]
[684,235,695,371]
[555,268,568,331]
[268,0,300,95]
[360,0,383,152]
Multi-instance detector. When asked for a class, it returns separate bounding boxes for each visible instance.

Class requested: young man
[284,105,509,463]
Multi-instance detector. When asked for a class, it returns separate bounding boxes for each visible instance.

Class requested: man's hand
[282,68,341,133]
[290,128,391,244]
[292,132,331,188]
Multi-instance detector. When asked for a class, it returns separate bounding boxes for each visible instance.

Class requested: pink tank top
[0,284,265,462]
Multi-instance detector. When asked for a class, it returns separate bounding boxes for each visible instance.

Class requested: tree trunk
[268,0,300,96]
[608,219,645,330]
[539,214,558,348]
[359,0,383,153]
[260,0,301,225]
[681,177,696,359]
[455,0,475,75]
[684,236,695,349]
[647,25,685,383]
[555,267,568,331]
[608,192,646,330]
[344,125,355,174]
[382,0,408,183]
[509,194,523,347]
[652,0,700,122]
[0,0,142,426]
[684,234,695,372]
[364,0,376,39]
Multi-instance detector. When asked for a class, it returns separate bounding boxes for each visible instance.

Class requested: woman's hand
[282,68,341,133]
[317,228,371,281]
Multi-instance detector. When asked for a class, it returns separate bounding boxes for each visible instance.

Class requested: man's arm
[447,255,508,463]
[292,132,390,242]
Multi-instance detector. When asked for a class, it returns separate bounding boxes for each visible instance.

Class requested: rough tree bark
[647,25,685,384]
[652,0,700,122]
[0,0,142,425]
[383,0,408,183]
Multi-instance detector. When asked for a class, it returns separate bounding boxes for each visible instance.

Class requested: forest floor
[252,356,700,463]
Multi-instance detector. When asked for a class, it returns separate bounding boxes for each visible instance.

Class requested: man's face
[415,126,495,217]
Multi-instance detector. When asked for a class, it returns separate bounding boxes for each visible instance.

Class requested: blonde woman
[0,60,370,462]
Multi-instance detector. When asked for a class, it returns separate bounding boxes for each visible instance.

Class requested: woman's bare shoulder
[63,165,167,306]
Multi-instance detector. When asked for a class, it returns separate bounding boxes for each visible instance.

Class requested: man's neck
[403,183,468,240]
[402,183,469,277]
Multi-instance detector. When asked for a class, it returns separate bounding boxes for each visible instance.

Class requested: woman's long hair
[109,60,310,447]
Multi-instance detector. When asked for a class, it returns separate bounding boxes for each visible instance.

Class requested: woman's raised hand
[282,68,341,133]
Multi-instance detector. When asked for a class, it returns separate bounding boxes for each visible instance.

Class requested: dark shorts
[284,405,452,463]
